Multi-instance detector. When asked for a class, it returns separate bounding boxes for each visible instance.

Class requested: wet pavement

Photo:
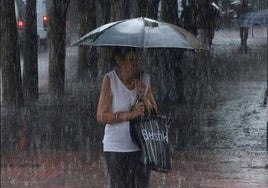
[1,150,267,188]
[1,27,268,187]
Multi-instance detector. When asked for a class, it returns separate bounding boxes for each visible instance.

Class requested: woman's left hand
[136,81,146,97]
[142,96,157,113]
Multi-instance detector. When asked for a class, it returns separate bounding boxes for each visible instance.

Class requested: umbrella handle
[142,73,150,96]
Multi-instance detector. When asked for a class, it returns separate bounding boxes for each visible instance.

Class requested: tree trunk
[160,0,184,101]
[0,0,2,68]
[0,0,2,125]
[1,0,24,107]
[23,0,38,101]
[161,0,178,23]
[97,0,131,76]
[111,0,130,21]
[135,0,159,19]
[98,0,112,75]
[48,0,70,99]
[77,0,97,80]
[146,0,160,19]
[99,0,111,23]
[136,0,147,17]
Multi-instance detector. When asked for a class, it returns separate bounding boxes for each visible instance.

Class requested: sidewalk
[1,28,268,188]
[1,150,268,188]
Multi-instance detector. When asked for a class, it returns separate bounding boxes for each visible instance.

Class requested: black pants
[103,151,150,188]
[240,27,249,52]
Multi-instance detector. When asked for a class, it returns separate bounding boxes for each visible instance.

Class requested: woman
[237,0,251,52]
[97,47,157,188]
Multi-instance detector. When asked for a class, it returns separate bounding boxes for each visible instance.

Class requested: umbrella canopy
[230,0,242,14]
[235,9,268,27]
[230,0,241,6]
[211,2,220,11]
[72,17,206,50]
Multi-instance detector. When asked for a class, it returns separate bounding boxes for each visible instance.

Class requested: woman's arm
[97,75,145,125]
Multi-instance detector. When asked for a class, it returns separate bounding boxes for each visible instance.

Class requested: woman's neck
[116,69,136,88]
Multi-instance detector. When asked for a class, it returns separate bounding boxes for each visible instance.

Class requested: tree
[98,0,111,24]
[0,0,24,107]
[0,0,1,68]
[23,0,38,101]
[136,0,159,18]
[161,0,178,23]
[0,0,1,125]
[136,0,147,17]
[97,0,132,75]
[48,0,70,98]
[77,0,97,80]
[160,0,185,101]
[111,0,130,21]
[97,0,113,75]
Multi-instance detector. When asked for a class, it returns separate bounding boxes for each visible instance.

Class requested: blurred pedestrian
[97,47,157,188]
[196,0,220,49]
[180,0,198,36]
[237,0,251,52]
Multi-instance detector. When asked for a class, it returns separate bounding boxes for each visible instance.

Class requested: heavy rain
[1,0,268,187]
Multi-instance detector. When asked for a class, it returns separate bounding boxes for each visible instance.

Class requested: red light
[43,16,48,28]
[43,16,48,22]
[18,19,24,29]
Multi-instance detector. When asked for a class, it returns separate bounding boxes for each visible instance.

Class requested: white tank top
[103,70,140,152]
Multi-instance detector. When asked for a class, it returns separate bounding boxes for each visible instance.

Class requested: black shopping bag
[130,113,172,173]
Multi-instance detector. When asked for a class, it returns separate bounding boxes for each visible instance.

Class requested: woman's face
[121,51,140,77]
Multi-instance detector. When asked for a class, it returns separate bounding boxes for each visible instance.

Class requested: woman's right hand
[131,101,145,118]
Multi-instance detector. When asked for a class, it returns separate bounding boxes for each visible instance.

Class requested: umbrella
[72,17,206,50]
[235,9,268,27]
[211,2,220,11]
[230,0,241,14]
[230,0,241,6]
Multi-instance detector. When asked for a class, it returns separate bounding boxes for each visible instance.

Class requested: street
[1,27,268,187]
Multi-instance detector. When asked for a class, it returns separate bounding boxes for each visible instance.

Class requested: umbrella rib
[167,24,204,49]
[72,20,124,46]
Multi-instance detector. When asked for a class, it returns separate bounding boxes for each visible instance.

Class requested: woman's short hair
[113,47,139,60]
